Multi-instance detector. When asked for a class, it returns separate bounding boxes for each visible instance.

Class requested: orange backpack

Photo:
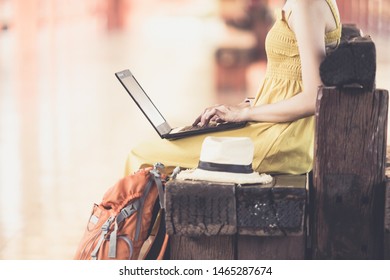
[74,164,169,260]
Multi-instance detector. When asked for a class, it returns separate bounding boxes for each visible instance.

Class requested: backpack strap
[90,216,114,260]
[137,208,164,260]
[137,167,167,260]
[157,234,169,260]
[150,169,165,209]
[108,200,140,258]
[134,177,155,242]
[117,200,140,224]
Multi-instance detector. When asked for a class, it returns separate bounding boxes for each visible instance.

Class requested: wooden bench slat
[165,180,237,236]
[237,175,306,236]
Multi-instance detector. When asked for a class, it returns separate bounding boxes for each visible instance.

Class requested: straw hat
[176,136,273,185]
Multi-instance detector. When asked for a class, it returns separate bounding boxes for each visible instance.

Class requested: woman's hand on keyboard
[192,104,250,127]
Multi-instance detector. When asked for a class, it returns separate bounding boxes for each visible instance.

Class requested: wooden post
[385,176,390,259]
[312,86,388,259]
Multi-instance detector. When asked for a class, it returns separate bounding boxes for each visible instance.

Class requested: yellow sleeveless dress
[125,1,341,175]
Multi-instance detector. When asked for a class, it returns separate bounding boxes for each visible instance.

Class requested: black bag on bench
[319,24,376,91]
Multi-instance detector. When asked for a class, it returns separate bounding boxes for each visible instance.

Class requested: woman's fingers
[192,115,202,126]
[192,105,220,126]
[200,107,217,126]
[192,104,241,127]
[210,115,220,123]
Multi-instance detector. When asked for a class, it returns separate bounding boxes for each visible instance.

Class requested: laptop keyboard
[178,122,223,132]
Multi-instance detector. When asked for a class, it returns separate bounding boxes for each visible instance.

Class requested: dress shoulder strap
[324,0,341,28]
[285,9,293,21]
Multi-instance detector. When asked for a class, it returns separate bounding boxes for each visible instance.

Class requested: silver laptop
[115,69,247,140]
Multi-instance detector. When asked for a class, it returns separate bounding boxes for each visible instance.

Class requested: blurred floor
[0,0,225,259]
[0,0,389,259]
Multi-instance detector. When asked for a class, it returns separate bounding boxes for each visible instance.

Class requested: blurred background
[0,0,389,259]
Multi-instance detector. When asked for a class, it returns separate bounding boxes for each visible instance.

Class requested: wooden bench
[165,174,307,259]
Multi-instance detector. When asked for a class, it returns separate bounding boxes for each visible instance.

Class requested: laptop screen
[116,70,167,129]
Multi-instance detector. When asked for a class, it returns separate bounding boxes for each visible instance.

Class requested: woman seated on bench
[125,0,342,175]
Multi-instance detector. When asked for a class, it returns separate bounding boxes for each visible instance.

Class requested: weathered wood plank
[165,180,237,236]
[236,174,306,236]
[169,235,235,260]
[236,175,307,259]
[237,236,306,260]
[385,178,390,259]
[312,87,388,259]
